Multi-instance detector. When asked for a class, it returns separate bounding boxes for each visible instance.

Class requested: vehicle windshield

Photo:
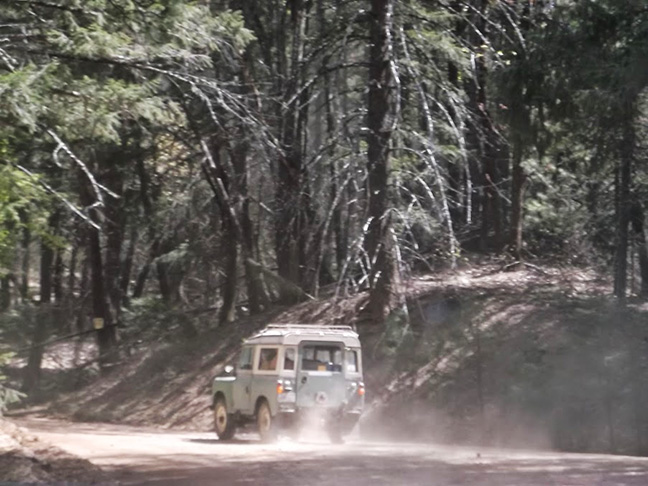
[300,344,343,372]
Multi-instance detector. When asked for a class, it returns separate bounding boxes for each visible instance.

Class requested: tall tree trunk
[132,254,151,299]
[132,155,156,300]
[155,237,183,305]
[203,142,238,323]
[212,145,238,323]
[506,1,533,260]
[103,150,126,323]
[88,215,118,369]
[463,0,502,251]
[364,0,398,322]
[614,119,634,299]
[230,134,268,313]
[53,248,64,305]
[275,0,310,302]
[509,135,526,259]
[75,250,89,333]
[219,209,238,323]
[19,212,30,302]
[78,169,117,371]
[119,224,138,307]
[67,239,78,304]
[23,211,58,392]
[629,199,648,297]
[0,275,11,311]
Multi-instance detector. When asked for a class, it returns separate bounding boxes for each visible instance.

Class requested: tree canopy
[1,0,648,389]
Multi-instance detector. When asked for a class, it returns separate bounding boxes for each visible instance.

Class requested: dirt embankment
[13,263,648,456]
[0,417,108,484]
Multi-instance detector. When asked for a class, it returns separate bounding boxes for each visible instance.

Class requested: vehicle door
[233,346,254,414]
[251,346,280,413]
[296,342,346,409]
[344,347,364,409]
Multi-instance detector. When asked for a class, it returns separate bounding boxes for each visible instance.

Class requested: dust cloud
[358,401,551,453]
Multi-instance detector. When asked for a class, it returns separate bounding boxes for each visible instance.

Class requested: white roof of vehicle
[244,324,361,347]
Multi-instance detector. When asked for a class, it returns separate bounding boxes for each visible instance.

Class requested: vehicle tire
[214,397,236,440]
[256,400,277,442]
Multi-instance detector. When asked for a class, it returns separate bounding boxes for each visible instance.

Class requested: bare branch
[45,129,119,205]
[14,164,101,230]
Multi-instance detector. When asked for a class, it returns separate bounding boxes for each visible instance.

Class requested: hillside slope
[39,264,648,455]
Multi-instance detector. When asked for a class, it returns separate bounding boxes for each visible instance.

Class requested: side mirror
[224,365,234,374]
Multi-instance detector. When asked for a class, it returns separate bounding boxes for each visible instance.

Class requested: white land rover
[211,324,365,442]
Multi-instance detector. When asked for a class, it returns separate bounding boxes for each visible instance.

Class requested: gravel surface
[16,417,648,486]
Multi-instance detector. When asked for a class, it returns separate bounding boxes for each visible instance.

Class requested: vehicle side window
[258,348,278,371]
[284,348,296,370]
[346,349,359,373]
[238,347,253,371]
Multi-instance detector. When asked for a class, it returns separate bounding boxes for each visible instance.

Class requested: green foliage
[0,64,55,132]
[0,353,24,414]
[48,76,184,143]
[43,1,254,64]
[0,165,51,272]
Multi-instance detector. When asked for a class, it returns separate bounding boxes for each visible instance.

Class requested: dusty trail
[17,417,648,486]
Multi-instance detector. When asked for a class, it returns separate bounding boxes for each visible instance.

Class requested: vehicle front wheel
[214,397,236,440]
[256,400,277,442]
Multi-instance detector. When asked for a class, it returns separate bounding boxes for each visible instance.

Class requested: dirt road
[16,417,648,486]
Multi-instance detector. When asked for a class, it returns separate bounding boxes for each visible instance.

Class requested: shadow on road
[184,438,256,445]
[111,446,648,486]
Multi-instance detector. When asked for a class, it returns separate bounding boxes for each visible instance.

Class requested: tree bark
[131,154,156,300]
[0,275,11,311]
[229,134,268,313]
[463,0,503,252]
[23,211,58,392]
[75,247,90,333]
[102,150,126,323]
[614,120,634,299]
[132,256,151,299]
[275,0,311,302]
[203,142,238,323]
[629,199,648,297]
[67,238,78,304]
[155,238,183,305]
[364,0,398,322]
[19,212,30,302]
[53,248,64,305]
[219,217,238,324]
[119,224,137,307]
[78,169,117,371]
[509,135,527,258]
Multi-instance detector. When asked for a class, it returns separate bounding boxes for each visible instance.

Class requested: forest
[1,0,648,453]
